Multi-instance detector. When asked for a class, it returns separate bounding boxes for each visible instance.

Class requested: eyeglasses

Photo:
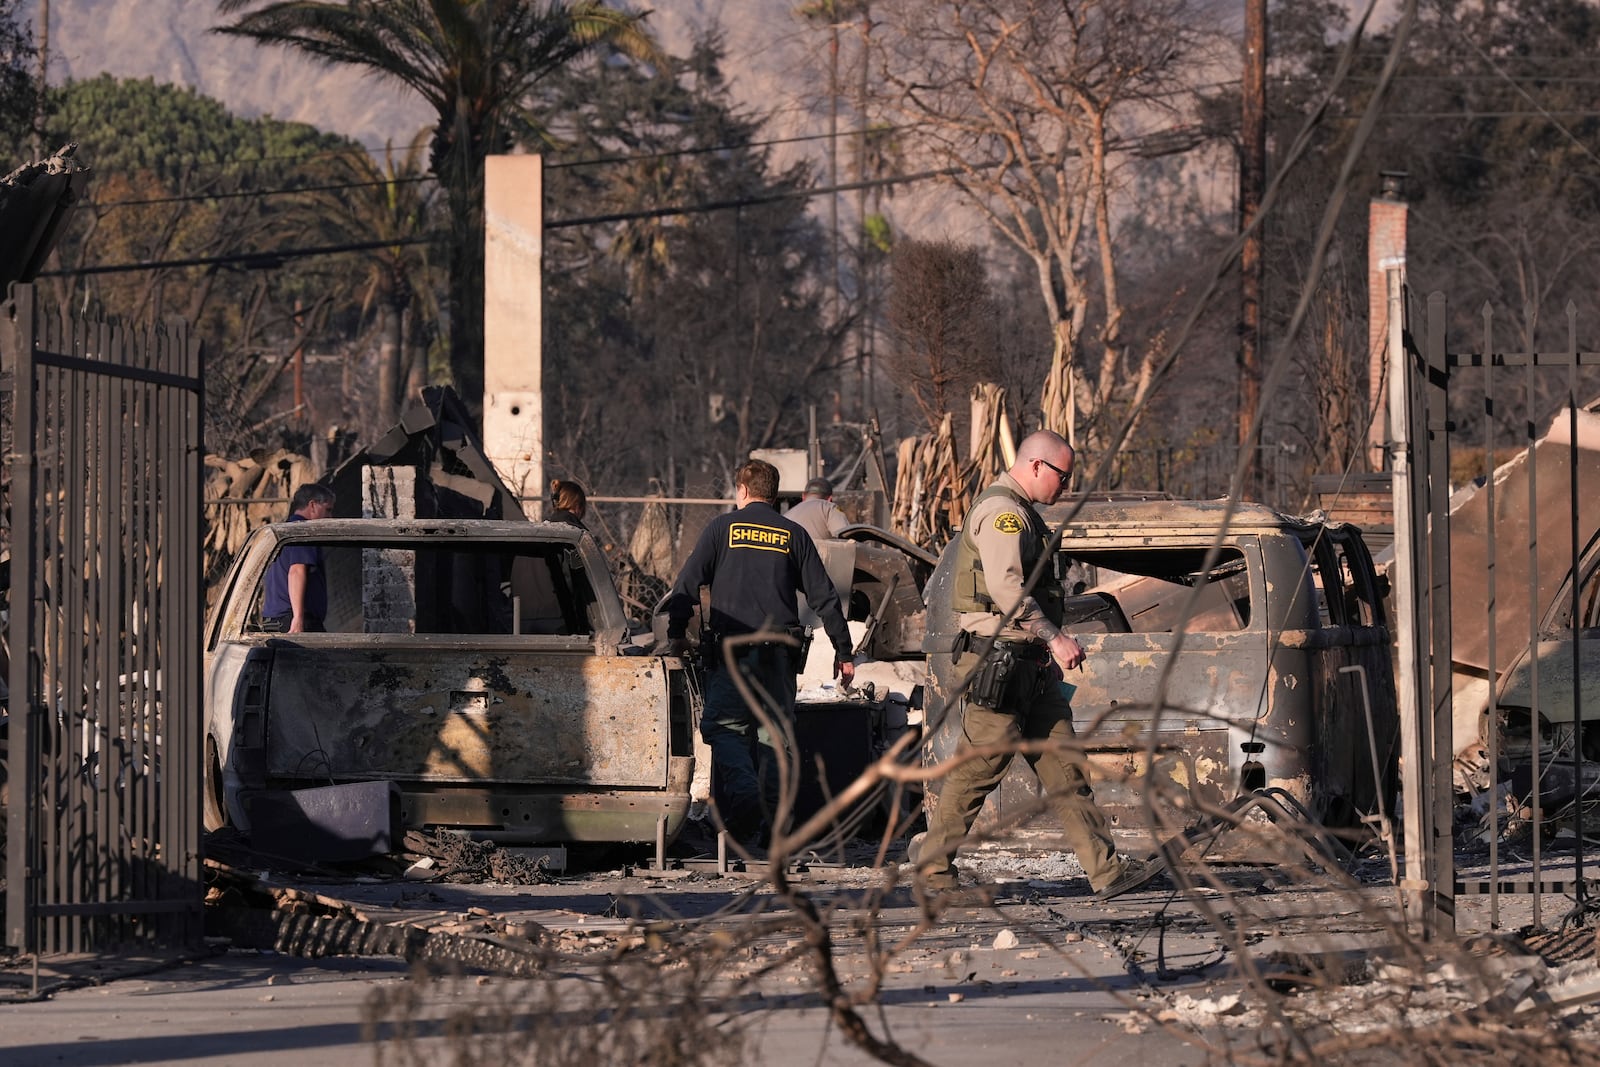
[1037,457,1070,483]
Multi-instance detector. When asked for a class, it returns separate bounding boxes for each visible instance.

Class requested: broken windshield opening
[249,540,598,637]
[1062,547,1251,633]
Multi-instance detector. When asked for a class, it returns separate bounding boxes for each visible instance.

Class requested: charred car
[921,499,1399,846]
[825,524,938,661]
[204,519,699,846]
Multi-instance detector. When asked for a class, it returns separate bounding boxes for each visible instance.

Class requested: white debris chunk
[402,856,438,880]
[1161,993,1253,1027]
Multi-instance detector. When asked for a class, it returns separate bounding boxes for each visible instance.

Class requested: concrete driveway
[3,840,1594,1066]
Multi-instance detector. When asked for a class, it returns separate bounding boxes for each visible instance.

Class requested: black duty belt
[958,631,1050,661]
[708,625,807,646]
[994,638,1050,661]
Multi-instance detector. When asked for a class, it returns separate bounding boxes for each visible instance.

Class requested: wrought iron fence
[1395,287,1600,936]
[3,283,205,954]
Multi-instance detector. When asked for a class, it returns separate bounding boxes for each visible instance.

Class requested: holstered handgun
[791,626,814,676]
[966,644,1016,708]
[697,627,720,665]
[961,634,1052,711]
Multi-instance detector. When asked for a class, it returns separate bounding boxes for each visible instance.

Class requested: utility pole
[828,22,841,322]
[1239,0,1267,500]
[800,2,850,411]
[855,6,873,421]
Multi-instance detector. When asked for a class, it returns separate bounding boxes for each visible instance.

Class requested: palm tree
[215,0,657,422]
[311,136,442,431]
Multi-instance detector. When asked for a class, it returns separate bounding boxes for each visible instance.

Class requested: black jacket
[664,500,852,661]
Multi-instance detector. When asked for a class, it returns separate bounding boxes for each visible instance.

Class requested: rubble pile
[401,829,556,886]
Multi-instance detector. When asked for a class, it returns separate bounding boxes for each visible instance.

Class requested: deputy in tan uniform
[913,430,1158,899]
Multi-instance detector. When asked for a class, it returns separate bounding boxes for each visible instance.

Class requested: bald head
[1010,430,1075,505]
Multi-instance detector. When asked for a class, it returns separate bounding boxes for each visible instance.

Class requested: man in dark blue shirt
[261,483,336,633]
[664,459,855,849]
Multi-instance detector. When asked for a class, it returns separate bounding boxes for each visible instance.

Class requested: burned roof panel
[326,386,528,522]
[0,145,91,290]
[1040,498,1307,535]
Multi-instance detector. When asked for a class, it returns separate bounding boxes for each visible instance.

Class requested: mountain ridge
[27,0,815,152]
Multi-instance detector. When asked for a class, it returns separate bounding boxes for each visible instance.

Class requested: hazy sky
[28,0,820,152]
[21,1,1070,247]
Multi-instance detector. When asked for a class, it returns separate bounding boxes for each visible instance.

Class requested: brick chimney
[1367,171,1407,471]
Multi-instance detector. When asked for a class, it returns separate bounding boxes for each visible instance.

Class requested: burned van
[921,500,1398,846]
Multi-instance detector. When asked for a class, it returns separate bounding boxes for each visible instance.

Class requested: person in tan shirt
[912,430,1159,900]
[787,476,848,545]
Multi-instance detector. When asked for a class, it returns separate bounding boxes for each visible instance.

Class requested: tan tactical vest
[950,483,1065,626]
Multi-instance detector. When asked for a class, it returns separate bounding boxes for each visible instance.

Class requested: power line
[38,236,438,277]
[43,165,956,275]
[44,123,1210,275]
[1345,50,1600,62]
[547,166,963,229]
[141,103,1579,201]
[545,122,926,171]
[1428,0,1600,186]
[97,174,436,209]
[90,139,419,172]
[72,111,911,176]
[1377,110,1600,118]
[82,124,925,211]
[1350,73,1600,83]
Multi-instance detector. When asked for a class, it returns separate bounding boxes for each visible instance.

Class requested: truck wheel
[202,741,229,832]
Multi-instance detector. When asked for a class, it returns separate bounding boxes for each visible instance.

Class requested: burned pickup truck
[204,519,698,848]
[922,500,1399,846]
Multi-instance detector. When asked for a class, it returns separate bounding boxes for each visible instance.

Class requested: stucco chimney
[1368,171,1407,471]
[482,155,544,517]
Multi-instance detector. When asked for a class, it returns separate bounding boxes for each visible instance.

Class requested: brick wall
[1368,187,1408,470]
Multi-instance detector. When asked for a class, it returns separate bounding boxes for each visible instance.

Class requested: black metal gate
[3,283,204,953]
[1395,285,1600,936]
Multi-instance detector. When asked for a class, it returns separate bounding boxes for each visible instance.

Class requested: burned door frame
[1396,287,1600,937]
[3,283,205,953]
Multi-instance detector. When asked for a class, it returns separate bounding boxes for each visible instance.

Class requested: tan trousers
[919,650,1121,889]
